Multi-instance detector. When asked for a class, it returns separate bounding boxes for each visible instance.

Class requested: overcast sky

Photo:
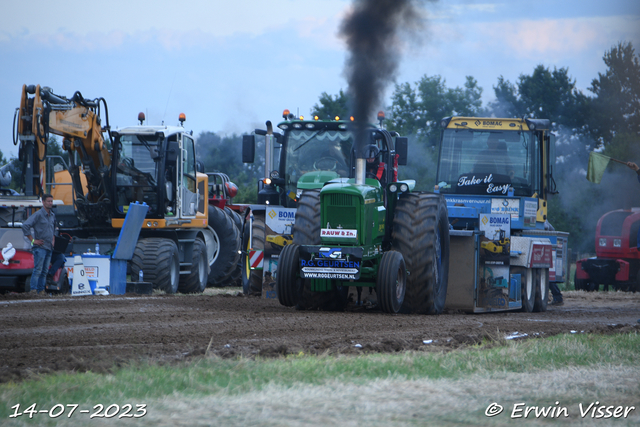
[1,0,638,159]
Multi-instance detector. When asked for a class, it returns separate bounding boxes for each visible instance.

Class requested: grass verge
[1,332,638,426]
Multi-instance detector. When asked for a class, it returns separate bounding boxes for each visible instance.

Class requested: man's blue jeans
[30,247,52,293]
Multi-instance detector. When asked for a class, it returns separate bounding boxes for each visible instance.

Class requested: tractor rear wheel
[393,193,450,314]
[224,206,243,231]
[574,271,586,290]
[292,190,334,310]
[293,190,321,245]
[207,206,241,287]
[178,238,209,293]
[533,268,549,312]
[514,266,534,312]
[241,212,266,295]
[277,243,300,306]
[131,238,180,294]
[376,250,406,313]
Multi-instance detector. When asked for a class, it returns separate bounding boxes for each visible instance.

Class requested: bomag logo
[268,210,277,219]
[278,211,295,219]
[489,217,509,225]
[482,120,502,127]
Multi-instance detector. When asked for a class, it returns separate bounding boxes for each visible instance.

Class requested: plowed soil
[1,289,639,383]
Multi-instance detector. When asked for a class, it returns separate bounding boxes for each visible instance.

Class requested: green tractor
[276,124,450,314]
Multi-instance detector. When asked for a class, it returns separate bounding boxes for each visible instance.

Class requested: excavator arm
[15,84,112,223]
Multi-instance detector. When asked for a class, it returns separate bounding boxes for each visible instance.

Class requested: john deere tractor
[275,123,450,314]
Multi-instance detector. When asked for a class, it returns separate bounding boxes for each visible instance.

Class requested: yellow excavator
[14,84,110,207]
[13,84,241,293]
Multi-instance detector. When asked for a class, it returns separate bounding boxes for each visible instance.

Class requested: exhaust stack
[355,158,366,185]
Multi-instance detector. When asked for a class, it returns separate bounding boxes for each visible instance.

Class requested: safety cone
[71,255,92,296]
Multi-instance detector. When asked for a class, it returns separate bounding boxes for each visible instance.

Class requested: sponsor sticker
[491,198,519,219]
[320,229,357,238]
[299,246,362,279]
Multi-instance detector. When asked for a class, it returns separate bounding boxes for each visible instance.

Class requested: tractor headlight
[400,183,408,193]
[389,184,398,193]
[599,238,607,247]
[613,239,621,247]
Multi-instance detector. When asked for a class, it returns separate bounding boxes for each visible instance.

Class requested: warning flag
[586,152,611,184]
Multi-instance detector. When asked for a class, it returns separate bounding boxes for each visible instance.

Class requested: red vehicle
[0,195,69,293]
[575,208,640,292]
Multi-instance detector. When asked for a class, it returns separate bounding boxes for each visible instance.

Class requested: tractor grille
[323,193,359,231]
[329,193,354,206]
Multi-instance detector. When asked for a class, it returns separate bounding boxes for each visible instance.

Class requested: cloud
[477,16,640,59]
[0,0,351,51]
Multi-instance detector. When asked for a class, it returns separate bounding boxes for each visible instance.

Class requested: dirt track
[1,289,639,383]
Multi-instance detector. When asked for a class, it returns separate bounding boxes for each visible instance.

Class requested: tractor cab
[243,111,407,208]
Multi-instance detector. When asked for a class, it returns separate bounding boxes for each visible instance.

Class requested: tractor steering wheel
[313,157,338,171]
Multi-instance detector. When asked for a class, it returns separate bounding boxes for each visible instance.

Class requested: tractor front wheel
[376,250,406,313]
[132,238,180,294]
[241,213,266,295]
[277,243,300,307]
[178,238,209,294]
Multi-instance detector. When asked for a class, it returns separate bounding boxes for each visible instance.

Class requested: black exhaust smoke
[340,0,427,158]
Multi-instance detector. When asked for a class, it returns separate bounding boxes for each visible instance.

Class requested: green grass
[2,333,639,426]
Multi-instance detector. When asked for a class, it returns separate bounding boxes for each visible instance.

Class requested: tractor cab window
[436,129,536,197]
[282,129,352,188]
[182,135,196,193]
[362,131,389,186]
[115,134,160,213]
[179,135,198,218]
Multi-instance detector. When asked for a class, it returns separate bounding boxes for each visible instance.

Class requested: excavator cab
[111,128,202,221]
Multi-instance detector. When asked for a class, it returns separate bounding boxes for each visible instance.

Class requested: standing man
[22,194,56,294]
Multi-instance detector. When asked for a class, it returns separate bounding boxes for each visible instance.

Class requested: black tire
[178,238,208,293]
[48,269,70,294]
[219,262,242,287]
[533,268,549,312]
[393,193,450,314]
[585,281,599,292]
[376,250,406,313]
[17,274,32,293]
[131,238,180,294]
[277,243,300,306]
[291,190,334,310]
[514,266,534,312]
[574,270,586,291]
[207,206,241,286]
[218,207,243,287]
[60,270,70,294]
[224,206,243,231]
[241,213,266,294]
[292,190,321,245]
